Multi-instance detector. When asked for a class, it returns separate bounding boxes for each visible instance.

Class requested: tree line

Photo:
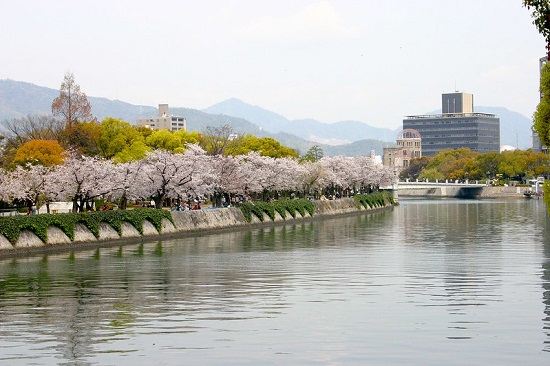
[0,146,394,213]
[0,72,393,212]
[399,147,550,183]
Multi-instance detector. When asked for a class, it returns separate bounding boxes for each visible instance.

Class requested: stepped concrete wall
[0,198,393,257]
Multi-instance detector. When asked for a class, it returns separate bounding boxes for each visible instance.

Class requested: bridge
[388,180,487,199]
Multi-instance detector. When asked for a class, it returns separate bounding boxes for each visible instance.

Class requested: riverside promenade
[0,198,395,257]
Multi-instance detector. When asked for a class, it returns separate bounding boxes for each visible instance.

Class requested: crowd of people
[170,200,202,211]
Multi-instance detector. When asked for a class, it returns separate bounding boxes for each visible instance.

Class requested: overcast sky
[0,0,545,129]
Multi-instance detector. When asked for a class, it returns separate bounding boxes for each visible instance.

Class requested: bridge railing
[398,179,485,187]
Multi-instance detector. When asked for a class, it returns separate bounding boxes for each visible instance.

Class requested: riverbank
[0,197,395,257]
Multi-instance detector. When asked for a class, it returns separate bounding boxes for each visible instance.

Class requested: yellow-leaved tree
[13,139,65,167]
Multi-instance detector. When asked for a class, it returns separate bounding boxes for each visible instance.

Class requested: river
[0,198,549,365]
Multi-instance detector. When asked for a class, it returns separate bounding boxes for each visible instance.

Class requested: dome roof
[398,129,421,139]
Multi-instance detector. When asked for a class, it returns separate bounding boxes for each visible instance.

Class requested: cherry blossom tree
[319,156,354,196]
[273,157,303,195]
[314,156,395,197]
[236,152,276,199]
[0,167,8,203]
[233,153,303,200]
[108,160,146,210]
[209,154,245,207]
[140,145,212,209]
[0,140,396,211]
[2,163,57,212]
[298,160,327,198]
[51,152,114,212]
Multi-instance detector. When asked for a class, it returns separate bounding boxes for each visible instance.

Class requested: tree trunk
[120,194,128,210]
[154,195,163,209]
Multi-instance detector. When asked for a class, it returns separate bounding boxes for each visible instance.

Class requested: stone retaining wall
[0,198,393,256]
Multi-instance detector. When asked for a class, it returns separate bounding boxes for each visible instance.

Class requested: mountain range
[0,79,534,156]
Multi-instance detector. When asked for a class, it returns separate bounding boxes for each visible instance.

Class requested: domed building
[383,129,422,170]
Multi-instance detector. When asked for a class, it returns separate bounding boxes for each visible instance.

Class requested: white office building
[136,104,186,132]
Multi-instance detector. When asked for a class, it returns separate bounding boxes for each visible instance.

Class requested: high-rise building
[136,104,187,132]
[402,92,500,157]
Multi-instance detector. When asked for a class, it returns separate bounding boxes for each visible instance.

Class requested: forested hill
[0,78,535,154]
[0,79,390,156]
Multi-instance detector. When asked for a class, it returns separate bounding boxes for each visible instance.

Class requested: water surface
[0,199,549,365]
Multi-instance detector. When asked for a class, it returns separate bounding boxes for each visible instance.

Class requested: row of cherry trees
[0,144,395,212]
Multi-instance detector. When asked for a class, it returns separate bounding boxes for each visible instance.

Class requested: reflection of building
[403,92,500,157]
[136,104,186,132]
[383,129,422,169]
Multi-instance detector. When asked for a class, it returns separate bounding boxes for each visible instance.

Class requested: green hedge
[239,199,315,223]
[353,191,394,210]
[0,209,174,245]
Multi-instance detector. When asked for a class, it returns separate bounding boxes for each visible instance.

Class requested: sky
[0,0,546,129]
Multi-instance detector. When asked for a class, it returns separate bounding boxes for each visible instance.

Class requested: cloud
[241,1,357,43]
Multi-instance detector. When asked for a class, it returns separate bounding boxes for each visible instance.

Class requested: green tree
[445,156,481,180]
[421,148,479,180]
[62,121,101,155]
[97,118,147,160]
[228,134,299,158]
[419,167,444,181]
[534,62,550,147]
[146,129,183,152]
[145,128,202,153]
[399,156,430,180]
[301,145,324,162]
[113,140,150,163]
[526,150,550,177]
[476,152,501,180]
[173,129,201,146]
[524,1,550,57]
[498,150,525,179]
[51,72,95,127]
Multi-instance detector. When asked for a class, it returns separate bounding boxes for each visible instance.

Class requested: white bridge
[389,180,487,199]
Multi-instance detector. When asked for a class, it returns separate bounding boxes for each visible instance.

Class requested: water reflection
[0,201,549,365]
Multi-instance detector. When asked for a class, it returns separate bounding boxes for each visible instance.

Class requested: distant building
[136,104,186,132]
[402,92,500,157]
[383,129,422,169]
[533,131,544,153]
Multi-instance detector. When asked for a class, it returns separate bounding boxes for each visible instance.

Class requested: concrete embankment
[0,198,394,256]
[478,186,537,198]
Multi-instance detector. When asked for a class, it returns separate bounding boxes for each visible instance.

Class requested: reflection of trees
[399,200,505,247]
[396,200,550,347]
[0,217,373,362]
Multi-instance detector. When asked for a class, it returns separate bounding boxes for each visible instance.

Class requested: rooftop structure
[403,92,500,157]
